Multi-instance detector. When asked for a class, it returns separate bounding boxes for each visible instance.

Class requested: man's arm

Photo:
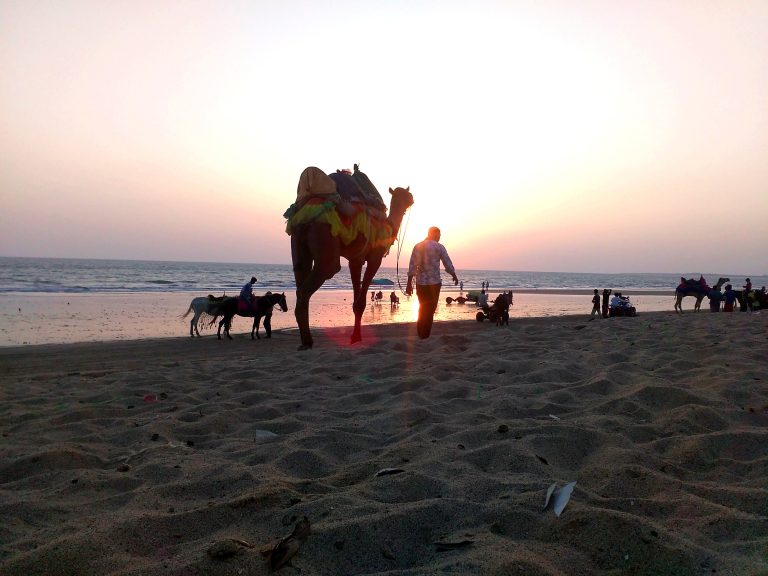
[406,246,418,295]
[440,246,459,285]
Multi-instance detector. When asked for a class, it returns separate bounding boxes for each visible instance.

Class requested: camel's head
[388,186,414,213]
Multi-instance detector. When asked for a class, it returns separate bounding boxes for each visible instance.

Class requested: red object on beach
[143,394,157,403]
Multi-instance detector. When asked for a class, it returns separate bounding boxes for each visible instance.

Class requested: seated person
[610,292,630,308]
[390,291,400,305]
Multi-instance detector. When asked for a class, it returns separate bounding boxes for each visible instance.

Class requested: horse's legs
[263,313,272,338]
[251,316,260,340]
[350,255,382,344]
[191,310,202,337]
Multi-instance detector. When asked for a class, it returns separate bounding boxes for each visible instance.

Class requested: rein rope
[395,206,412,296]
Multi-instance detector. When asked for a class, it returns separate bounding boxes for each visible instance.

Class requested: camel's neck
[386,205,408,243]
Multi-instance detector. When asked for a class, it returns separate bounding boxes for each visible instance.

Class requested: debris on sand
[207,538,254,559]
[262,516,311,571]
[542,481,577,517]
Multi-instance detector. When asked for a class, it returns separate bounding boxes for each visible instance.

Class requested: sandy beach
[1,311,767,575]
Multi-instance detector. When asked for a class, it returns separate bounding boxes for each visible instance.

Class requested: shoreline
[0,289,680,347]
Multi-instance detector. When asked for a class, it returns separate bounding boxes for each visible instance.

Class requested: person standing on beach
[589,289,601,319]
[239,276,257,306]
[601,289,611,318]
[708,285,723,312]
[406,226,459,339]
[723,284,738,312]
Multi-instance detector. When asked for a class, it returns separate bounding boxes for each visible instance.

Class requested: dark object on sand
[265,516,311,571]
[435,540,474,551]
[207,538,254,559]
[475,293,510,325]
[609,306,637,317]
[445,296,467,304]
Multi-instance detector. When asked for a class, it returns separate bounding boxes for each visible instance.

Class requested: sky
[1,0,766,274]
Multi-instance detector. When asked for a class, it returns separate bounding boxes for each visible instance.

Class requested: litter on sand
[542,481,577,516]
[262,516,310,571]
[374,467,405,477]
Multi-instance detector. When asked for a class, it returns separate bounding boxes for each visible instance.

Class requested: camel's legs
[292,226,340,350]
[350,255,383,344]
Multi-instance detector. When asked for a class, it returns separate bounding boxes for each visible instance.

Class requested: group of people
[707,278,764,312]
[369,290,400,307]
[589,288,635,319]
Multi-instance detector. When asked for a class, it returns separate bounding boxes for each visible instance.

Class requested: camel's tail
[181,302,194,319]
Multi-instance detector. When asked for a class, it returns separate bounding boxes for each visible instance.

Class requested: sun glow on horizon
[1,1,766,273]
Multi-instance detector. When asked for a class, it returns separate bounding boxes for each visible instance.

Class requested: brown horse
[290,186,414,350]
[674,277,729,313]
[210,292,288,340]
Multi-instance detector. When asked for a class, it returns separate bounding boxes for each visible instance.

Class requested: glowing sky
[1,0,766,274]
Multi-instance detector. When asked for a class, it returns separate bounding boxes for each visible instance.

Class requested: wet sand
[0,289,675,347]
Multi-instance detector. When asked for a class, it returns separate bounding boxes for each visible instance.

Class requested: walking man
[406,227,459,339]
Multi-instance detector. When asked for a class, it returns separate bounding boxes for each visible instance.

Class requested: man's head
[427,227,441,241]
[250,276,257,284]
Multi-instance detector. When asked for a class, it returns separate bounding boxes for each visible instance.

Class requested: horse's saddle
[237,298,259,315]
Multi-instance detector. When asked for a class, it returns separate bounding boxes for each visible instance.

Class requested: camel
[674,276,729,313]
[289,181,414,350]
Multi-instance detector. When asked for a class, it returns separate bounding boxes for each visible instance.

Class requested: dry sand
[1,312,767,575]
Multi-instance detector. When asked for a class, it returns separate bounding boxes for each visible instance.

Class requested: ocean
[1,257,763,346]
[1,257,763,295]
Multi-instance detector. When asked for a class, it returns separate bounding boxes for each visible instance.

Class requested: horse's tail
[181,301,194,318]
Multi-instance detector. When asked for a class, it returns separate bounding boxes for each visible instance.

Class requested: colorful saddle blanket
[284,167,392,249]
[237,297,274,316]
[676,277,709,294]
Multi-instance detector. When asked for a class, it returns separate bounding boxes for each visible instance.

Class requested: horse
[182,294,226,337]
[288,166,414,350]
[674,277,729,313]
[210,292,288,340]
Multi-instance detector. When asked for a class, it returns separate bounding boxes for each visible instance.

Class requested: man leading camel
[406,227,459,339]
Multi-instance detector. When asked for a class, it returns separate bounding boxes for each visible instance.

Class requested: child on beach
[590,289,601,319]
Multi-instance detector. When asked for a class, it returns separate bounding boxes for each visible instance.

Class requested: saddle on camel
[285,164,414,350]
[284,164,390,247]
